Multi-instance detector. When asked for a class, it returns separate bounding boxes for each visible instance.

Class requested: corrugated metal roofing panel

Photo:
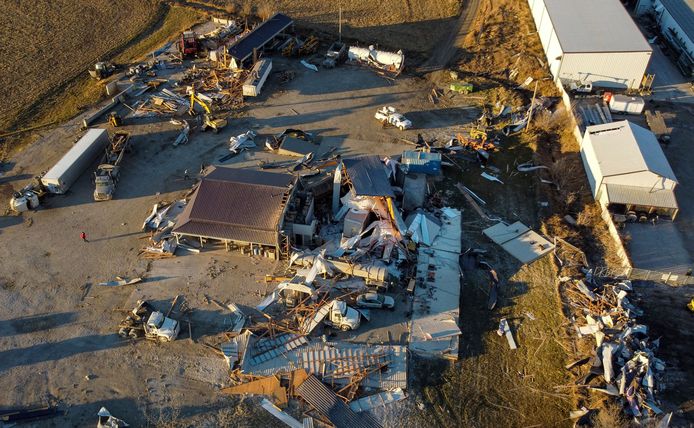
[584,121,677,181]
[296,376,382,428]
[228,13,293,62]
[401,151,442,175]
[342,156,395,197]
[605,183,679,209]
[241,342,407,390]
[173,167,294,245]
[539,0,651,53]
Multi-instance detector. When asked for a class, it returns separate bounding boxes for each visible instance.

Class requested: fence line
[593,266,694,286]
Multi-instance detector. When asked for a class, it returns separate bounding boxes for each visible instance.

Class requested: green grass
[416,245,573,427]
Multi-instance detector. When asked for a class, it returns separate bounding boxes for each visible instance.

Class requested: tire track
[418,0,481,73]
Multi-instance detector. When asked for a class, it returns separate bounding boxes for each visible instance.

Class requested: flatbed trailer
[94,132,131,201]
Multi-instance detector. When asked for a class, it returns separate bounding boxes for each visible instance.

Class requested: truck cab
[179,31,199,58]
[325,300,361,331]
[93,166,118,201]
[144,311,180,342]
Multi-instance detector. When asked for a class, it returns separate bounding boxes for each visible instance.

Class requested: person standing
[80,231,88,242]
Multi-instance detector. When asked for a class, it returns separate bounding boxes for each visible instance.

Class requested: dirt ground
[2,0,692,426]
[195,0,460,55]
[0,57,475,425]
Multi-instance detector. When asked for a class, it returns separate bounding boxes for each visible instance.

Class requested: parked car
[355,292,395,309]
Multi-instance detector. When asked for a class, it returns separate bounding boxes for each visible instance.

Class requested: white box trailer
[242,59,272,97]
[609,94,646,115]
[41,128,110,194]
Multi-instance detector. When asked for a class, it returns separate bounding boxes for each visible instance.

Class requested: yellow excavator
[188,85,227,133]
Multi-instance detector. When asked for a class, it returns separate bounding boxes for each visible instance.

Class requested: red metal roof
[173,167,295,246]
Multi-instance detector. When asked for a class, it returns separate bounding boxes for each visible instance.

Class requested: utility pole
[526,80,539,133]
[339,6,342,43]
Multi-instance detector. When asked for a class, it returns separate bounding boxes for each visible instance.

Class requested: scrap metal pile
[140,200,192,259]
[198,156,466,426]
[213,282,407,427]
[562,273,672,425]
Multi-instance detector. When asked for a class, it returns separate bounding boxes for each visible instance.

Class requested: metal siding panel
[559,52,651,89]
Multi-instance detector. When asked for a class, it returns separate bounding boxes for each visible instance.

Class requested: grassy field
[199,0,460,53]
[0,2,203,158]
[0,0,161,133]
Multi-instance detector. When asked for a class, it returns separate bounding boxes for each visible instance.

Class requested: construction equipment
[281,39,297,57]
[89,62,116,80]
[118,300,180,342]
[188,85,227,133]
[108,112,122,127]
[178,31,199,58]
[298,35,319,56]
[449,82,474,94]
[93,132,131,201]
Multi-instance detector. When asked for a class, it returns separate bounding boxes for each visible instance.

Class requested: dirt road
[418,0,481,72]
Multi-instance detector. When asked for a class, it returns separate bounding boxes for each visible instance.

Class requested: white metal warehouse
[580,120,679,218]
[528,0,652,90]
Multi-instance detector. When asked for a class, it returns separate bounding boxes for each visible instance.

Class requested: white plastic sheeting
[229,130,257,153]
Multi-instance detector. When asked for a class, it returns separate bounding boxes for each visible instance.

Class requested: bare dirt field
[2,0,693,426]
[194,0,460,55]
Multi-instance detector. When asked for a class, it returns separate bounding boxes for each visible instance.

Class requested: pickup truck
[375,106,413,131]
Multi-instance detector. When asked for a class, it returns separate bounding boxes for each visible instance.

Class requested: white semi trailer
[41,128,110,194]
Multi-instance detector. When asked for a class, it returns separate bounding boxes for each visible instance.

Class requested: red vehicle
[178,31,198,57]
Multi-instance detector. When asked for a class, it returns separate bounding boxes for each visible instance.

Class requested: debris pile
[140,200,189,259]
[563,274,671,424]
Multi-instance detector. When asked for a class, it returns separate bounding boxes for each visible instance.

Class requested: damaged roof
[227,13,293,62]
[296,376,382,428]
[342,156,395,197]
[483,221,555,264]
[173,167,295,246]
[584,121,677,182]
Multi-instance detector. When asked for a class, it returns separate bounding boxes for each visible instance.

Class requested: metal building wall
[528,0,650,90]
[529,0,565,78]
[580,132,601,197]
[558,51,652,89]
